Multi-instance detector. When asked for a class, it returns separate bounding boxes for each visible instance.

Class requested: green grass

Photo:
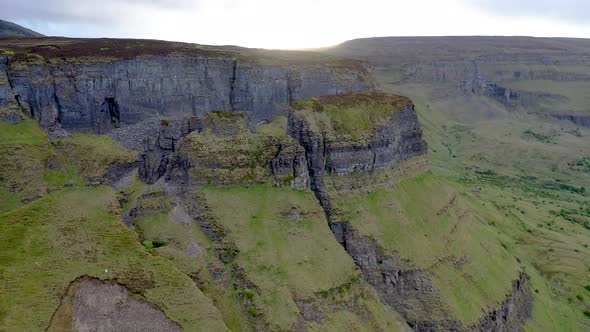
[0,121,137,213]
[127,186,254,331]
[51,133,137,179]
[0,121,50,211]
[292,92,411,145]
[0,186,229,331]
[117,172,149,212]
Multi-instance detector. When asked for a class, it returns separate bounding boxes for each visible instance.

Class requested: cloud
[1,0,200,24]
[467,0,590,23]
[1,0,590,48]
[0,0,208,38]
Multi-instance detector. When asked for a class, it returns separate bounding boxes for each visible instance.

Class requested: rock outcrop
[289,92,427,211]
[333,223,533,332]
[322,36,590,116]
[48,277,181,332]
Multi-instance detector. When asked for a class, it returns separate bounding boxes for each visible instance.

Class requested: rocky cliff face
[0,38,373,133]
[288,92,427,211]
[324,36,590,85]
[0,38,537,331]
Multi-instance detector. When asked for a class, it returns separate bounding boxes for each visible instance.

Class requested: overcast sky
[2,0,589,49]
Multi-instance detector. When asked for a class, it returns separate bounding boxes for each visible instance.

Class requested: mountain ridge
[0,19,44,38]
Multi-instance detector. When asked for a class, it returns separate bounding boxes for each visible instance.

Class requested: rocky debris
[48,277,181,332]
[110,167,138,190]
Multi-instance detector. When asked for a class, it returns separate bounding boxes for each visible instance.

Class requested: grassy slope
[0,121,137,213]
[50,133,137,180]
[0,121,50,212]
[332,170,521,325]
[375,68,590,330]
[127,183,254,332]
[0,186,228,331]
[202,184,406,331]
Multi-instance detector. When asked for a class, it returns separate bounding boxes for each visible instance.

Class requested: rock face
[324,36,590,85]
[0,38,374,133]
[48,277,181,332]
[331,224,448,326]
[475,274,533,332]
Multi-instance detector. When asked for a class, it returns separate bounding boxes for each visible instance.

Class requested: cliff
[0,38,373,133]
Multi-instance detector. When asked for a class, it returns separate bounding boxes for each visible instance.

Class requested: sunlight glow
[13,0,590,49]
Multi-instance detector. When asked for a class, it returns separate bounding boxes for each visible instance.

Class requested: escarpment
[287,92,533,331]
[288,92,427,211]
[0,38,373,133]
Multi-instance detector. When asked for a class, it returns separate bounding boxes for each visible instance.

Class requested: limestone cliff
[0,38,373,132]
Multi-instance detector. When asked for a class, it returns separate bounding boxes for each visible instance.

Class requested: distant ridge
[0,19,44,38]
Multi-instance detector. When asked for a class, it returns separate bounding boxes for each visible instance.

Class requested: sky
[1,0,590,49]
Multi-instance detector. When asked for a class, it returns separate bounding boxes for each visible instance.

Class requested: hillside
[322,36,590,331]
[0,19,44,38]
